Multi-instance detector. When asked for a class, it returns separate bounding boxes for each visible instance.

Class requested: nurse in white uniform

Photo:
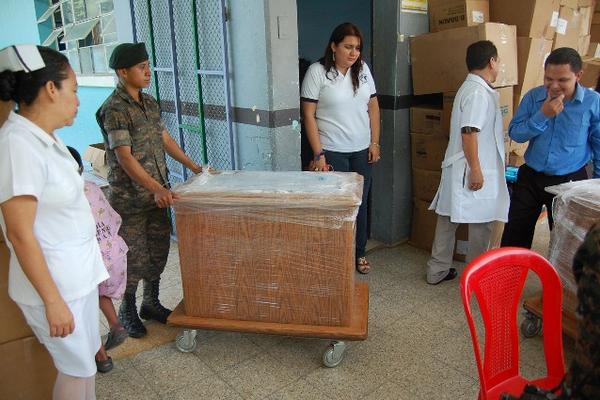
[0,45,108,399]
[426,40,510,285]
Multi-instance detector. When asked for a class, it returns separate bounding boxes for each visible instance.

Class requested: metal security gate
[129,0,235,187]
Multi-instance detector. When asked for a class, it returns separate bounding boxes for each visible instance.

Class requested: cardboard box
[410,133,448,171]
[554,6,583,50]
[0,336,56,400]
[591,20,600,41]
[428,0,490,32]
[587,41,600,57]
[580,6,594,35]
[0,234,33,345]
[561,0,594,7]
[409,197,469,261]
[412,168,442,202]
[411,23,518,95]
[489,0,560,40]
[514,37,553,109]
[441,86,513,133]
[509,152,526,166]
[507,139,528,166]
[579,34,592,54]
[581,58,600,87]
[497,86,514,132]
[410,106,444,135]
[83,143,108,180]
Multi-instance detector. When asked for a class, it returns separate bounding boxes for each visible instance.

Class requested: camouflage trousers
[565,224,600,399]
[119,208,171,295]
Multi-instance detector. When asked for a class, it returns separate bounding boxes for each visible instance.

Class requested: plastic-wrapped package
[172,171,363,327]
[547,179,600,312]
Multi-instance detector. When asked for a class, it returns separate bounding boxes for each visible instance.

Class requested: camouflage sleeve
[103,108,132,149]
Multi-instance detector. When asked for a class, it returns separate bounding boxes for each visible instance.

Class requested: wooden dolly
[168,282,369,368]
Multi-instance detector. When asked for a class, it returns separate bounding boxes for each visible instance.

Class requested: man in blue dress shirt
[501,48,600,248]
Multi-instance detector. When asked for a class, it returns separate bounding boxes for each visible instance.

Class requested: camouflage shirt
[96,83,168,215]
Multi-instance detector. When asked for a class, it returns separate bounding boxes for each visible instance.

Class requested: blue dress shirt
[509,83,600,178]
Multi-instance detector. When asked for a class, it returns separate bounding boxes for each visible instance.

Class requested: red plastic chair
[460,247,565,400]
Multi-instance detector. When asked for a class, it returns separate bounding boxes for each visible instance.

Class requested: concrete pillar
[228,0,300,171]
[370,0,428,244]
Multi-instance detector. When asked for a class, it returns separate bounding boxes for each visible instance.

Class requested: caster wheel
[175,330,197,352]
[322,341,346,368]
[521,314,542,338]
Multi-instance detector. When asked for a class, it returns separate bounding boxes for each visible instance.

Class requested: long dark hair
[320,22,364,94]
[0,46,70,106]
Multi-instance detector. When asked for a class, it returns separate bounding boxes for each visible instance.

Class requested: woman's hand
[368,143,380,163]
[45,300,75,338]
[312,156,328,171]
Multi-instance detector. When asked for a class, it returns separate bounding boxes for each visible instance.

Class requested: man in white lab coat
[426,40,510,285]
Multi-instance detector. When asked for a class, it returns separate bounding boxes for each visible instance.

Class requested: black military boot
[118,292,147,338]
[139,279,172,324]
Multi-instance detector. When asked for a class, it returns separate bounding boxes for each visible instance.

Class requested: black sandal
[104,325,128,351]
[96,356,113,373]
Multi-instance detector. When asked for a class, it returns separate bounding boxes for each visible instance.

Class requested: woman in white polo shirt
[301,22,381,274]
[0,46,108,399]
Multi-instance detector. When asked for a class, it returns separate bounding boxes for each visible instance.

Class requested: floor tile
[130,344,214,395]
[160,378,243,400]
[217,353,298,400]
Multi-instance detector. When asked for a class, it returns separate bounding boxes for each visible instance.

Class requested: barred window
[36,0,117,75]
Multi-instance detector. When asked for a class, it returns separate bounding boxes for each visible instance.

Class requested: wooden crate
[173,171,364,328]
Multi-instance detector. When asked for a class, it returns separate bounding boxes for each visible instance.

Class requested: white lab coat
[429,74,509,223]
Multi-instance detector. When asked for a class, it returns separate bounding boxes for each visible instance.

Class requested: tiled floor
[96,218,573,399]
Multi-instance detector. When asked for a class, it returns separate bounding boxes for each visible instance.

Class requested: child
[68,147,129,373]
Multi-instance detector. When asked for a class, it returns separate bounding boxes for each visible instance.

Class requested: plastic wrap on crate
[172,171,364,327]
[547,179,600,309]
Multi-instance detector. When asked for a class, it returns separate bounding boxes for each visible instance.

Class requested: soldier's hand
[190,163,202,174]
[154,187,175,208]
[541,93,565,117]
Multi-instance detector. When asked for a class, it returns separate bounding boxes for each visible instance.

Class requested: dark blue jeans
[324,148,372,258]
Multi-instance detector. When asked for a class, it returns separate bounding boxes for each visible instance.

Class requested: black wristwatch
[314,150,325,161]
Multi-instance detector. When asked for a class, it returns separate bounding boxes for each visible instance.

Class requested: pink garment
[84,182,128,299]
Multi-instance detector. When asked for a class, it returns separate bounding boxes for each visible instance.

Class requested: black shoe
[118,293,147,338]
[139,302,172,324]
[139,279,172,324]
[428,268,458,285]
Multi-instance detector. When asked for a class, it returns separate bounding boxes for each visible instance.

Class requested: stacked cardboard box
[411,22,518,95]
[409,106,469,260]
[581,56,600,87]
[0,232,56,399]
[552,0,594,54]
[591,6,600,41]
[428,0,490,32]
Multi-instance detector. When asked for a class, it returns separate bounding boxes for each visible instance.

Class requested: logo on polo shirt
[359,73,368,84]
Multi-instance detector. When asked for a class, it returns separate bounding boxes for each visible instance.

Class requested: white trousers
[427,215,494,282]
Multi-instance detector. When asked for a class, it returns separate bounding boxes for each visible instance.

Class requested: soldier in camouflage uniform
[96,43,202,338]
[565,223,600,399]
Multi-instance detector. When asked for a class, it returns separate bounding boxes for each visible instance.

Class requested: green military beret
[109,42,149,69]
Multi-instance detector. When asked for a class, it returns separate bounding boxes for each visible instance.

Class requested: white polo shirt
[301,61,377,153]
[0,112,108,306]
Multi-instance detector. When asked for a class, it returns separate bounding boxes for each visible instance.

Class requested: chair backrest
[460,247,565,397]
